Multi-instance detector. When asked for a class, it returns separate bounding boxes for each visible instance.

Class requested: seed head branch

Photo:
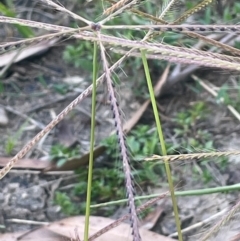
[174,0,216,23]
[145,151,240,163]
[101,24,240,33]
[100,0,138,24]
[0,16,73,32]
[111,49,240,71]
[0,29,80,54]
[40,0,92,25]
[0,76,105,179]
[98,34,141,241]
[75,33,240,72]
[103,0,134,16]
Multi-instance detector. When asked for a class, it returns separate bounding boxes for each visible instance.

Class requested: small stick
[1,105,45,129]
[169,208,228,237]
[8,169,74,175]
[6,219,49,225]
[192,75,240,122]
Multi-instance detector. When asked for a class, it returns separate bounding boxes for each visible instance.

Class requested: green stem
[84,41,98,241]
[91,183,240,208]
[141,50,183,241]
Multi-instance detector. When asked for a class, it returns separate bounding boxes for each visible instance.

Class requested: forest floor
[0,1,240,240]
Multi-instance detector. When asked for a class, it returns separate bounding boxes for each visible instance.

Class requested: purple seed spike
[100,42,141,241]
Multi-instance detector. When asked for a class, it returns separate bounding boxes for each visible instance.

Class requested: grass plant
[1,0,240,240]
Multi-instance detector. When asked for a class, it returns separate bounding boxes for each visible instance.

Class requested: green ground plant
[216,82,240,112]
[172,100,231,184]
[1,0,240,241]
[55,124,171,216]
[4,121,27,155]
[63,41,93,69]
[50,144,81,167]
[55,166,125,216]
[102,125,169,184]
[0,1,33,38]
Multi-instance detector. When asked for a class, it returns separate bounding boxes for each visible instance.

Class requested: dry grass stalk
[103,0,134,16]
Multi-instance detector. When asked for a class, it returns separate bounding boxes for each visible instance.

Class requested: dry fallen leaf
[0,38,58,68]
[47,216,176,241]
[140,206,164,230]
[0,216,176,241]
[56,120,79,148]
[0,232,24,241]
[0,157,49,169]
[0,229,63,241]
[44,145,106,171]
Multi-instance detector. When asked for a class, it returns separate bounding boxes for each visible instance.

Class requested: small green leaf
[56,158,67,167]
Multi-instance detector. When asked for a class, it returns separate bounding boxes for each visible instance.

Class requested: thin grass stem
[91,183,240,208]
[141,50,183,241]
[83,41,98,241]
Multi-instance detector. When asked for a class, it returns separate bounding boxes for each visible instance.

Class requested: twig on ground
[199,199,240,241]
[6,219,49,225]
[0,48,22,78]
[1,105,45,129]
[24,92,80,113]
[8,169,74,175]
[192,75,240,122]
[169,208,228,237]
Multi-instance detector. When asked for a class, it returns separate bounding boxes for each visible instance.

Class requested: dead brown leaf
[44,145,106,171]
[123,100,150,134]
[0,229,63,241]
[0,232,24,241]
[0,38,58,68]
[0,157,49,169]
[140,206,164,230]
[56,120,79,148]
[0,216,177,241]
[45,216,177,241]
